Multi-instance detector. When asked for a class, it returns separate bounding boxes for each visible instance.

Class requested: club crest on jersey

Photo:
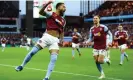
[100,28,102,31]
[94,32,101,36]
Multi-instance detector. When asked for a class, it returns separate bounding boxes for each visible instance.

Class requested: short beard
[60,11,64,16]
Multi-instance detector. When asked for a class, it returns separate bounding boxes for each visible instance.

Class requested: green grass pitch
[0,47,132,80]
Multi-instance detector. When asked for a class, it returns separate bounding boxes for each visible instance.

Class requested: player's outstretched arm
[108,30,113,43]
[114,31,120,40]
[125,31,129,40]
[58,32,64,46]
[39,1,53,16]
[86,30,93,46]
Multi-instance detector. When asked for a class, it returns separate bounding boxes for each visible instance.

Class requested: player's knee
[72,47,75,50]
[106,47,109,50]
[98,59,104,64]
[121,49,125,53]
[94,58,98,62]
[50,49,59,54]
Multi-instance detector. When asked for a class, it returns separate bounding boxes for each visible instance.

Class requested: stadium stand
[86,1,133,18]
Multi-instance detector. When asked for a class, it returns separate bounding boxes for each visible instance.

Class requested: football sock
[72,49,75,57]
[76,48,81,54]
[96,62,104,74]
[120,53,124,64]
[124,52,128,57]
[104,58,109,63]
[107,50,110,58]
[21,46,40,67]
[45,53,57,79]
[2,47,5,51]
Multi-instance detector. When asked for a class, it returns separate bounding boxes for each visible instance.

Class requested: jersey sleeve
[44,11,52,18]
[103,25,109,32]
[114,31,118,37]
[77,33,82,38]
[125,31,129,38]
[108,30,113,43]
[87,28,93,42]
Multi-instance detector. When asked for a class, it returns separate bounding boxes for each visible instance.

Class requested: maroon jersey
[46,12,66,34]
[89,24,110,50]
[1,38,6,44]
[72,32,81,44]
[114,30,128,45]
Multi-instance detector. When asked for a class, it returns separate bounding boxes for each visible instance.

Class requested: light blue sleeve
[108,31,113,43]
[103,25,109,32]
[77,33,82,38]
[45,11,52,18]
[103,25,113,42]
[87,29,93,42]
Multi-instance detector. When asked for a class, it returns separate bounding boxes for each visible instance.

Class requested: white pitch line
[0,63,123,80]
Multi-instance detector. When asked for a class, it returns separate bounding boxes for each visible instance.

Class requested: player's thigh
[98,50,106,63]
[36,33,57,48]
[36,36,49,48]
[93,55,99,62]
[76,43,80,49]
[72,43,76,49]
[49,43,59,54]
[2,44,5,47]
[98,55,104,63]
[120,44,127,53]
[93,49,99,62]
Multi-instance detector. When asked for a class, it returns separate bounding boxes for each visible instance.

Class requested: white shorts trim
[1,44,6,47]
[72,43,79,48]
[118,44,127,50]
[92,49,106,56]
[37,33,59,50]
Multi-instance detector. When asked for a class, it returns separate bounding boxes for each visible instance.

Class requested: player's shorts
[72,42,79,48]
[92,49,106,56]
[27,42,31,45]
[26,43,31,46]
[1,44,6,47]
[118,44,127,50]
[37,33,59,50]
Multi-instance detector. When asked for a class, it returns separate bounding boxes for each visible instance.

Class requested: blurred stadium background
[0,0,133,80]
[0,0,133,48]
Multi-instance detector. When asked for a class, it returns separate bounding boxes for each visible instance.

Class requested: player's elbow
[39,12,43,16]
[39,11,45,16]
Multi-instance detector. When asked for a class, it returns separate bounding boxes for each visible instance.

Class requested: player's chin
[63,10,66,13]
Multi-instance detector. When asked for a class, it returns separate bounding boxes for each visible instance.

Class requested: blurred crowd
[0,23,133,48]
[87,1,133,18]
[0,33,22,46]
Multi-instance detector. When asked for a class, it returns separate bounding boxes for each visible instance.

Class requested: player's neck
[119,30,123,32]
[56,10,60,16]
[94,23,100,27]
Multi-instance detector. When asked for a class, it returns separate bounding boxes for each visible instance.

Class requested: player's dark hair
[119,24,122,26]
[56,2,64,9]
[94,15,100,19]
